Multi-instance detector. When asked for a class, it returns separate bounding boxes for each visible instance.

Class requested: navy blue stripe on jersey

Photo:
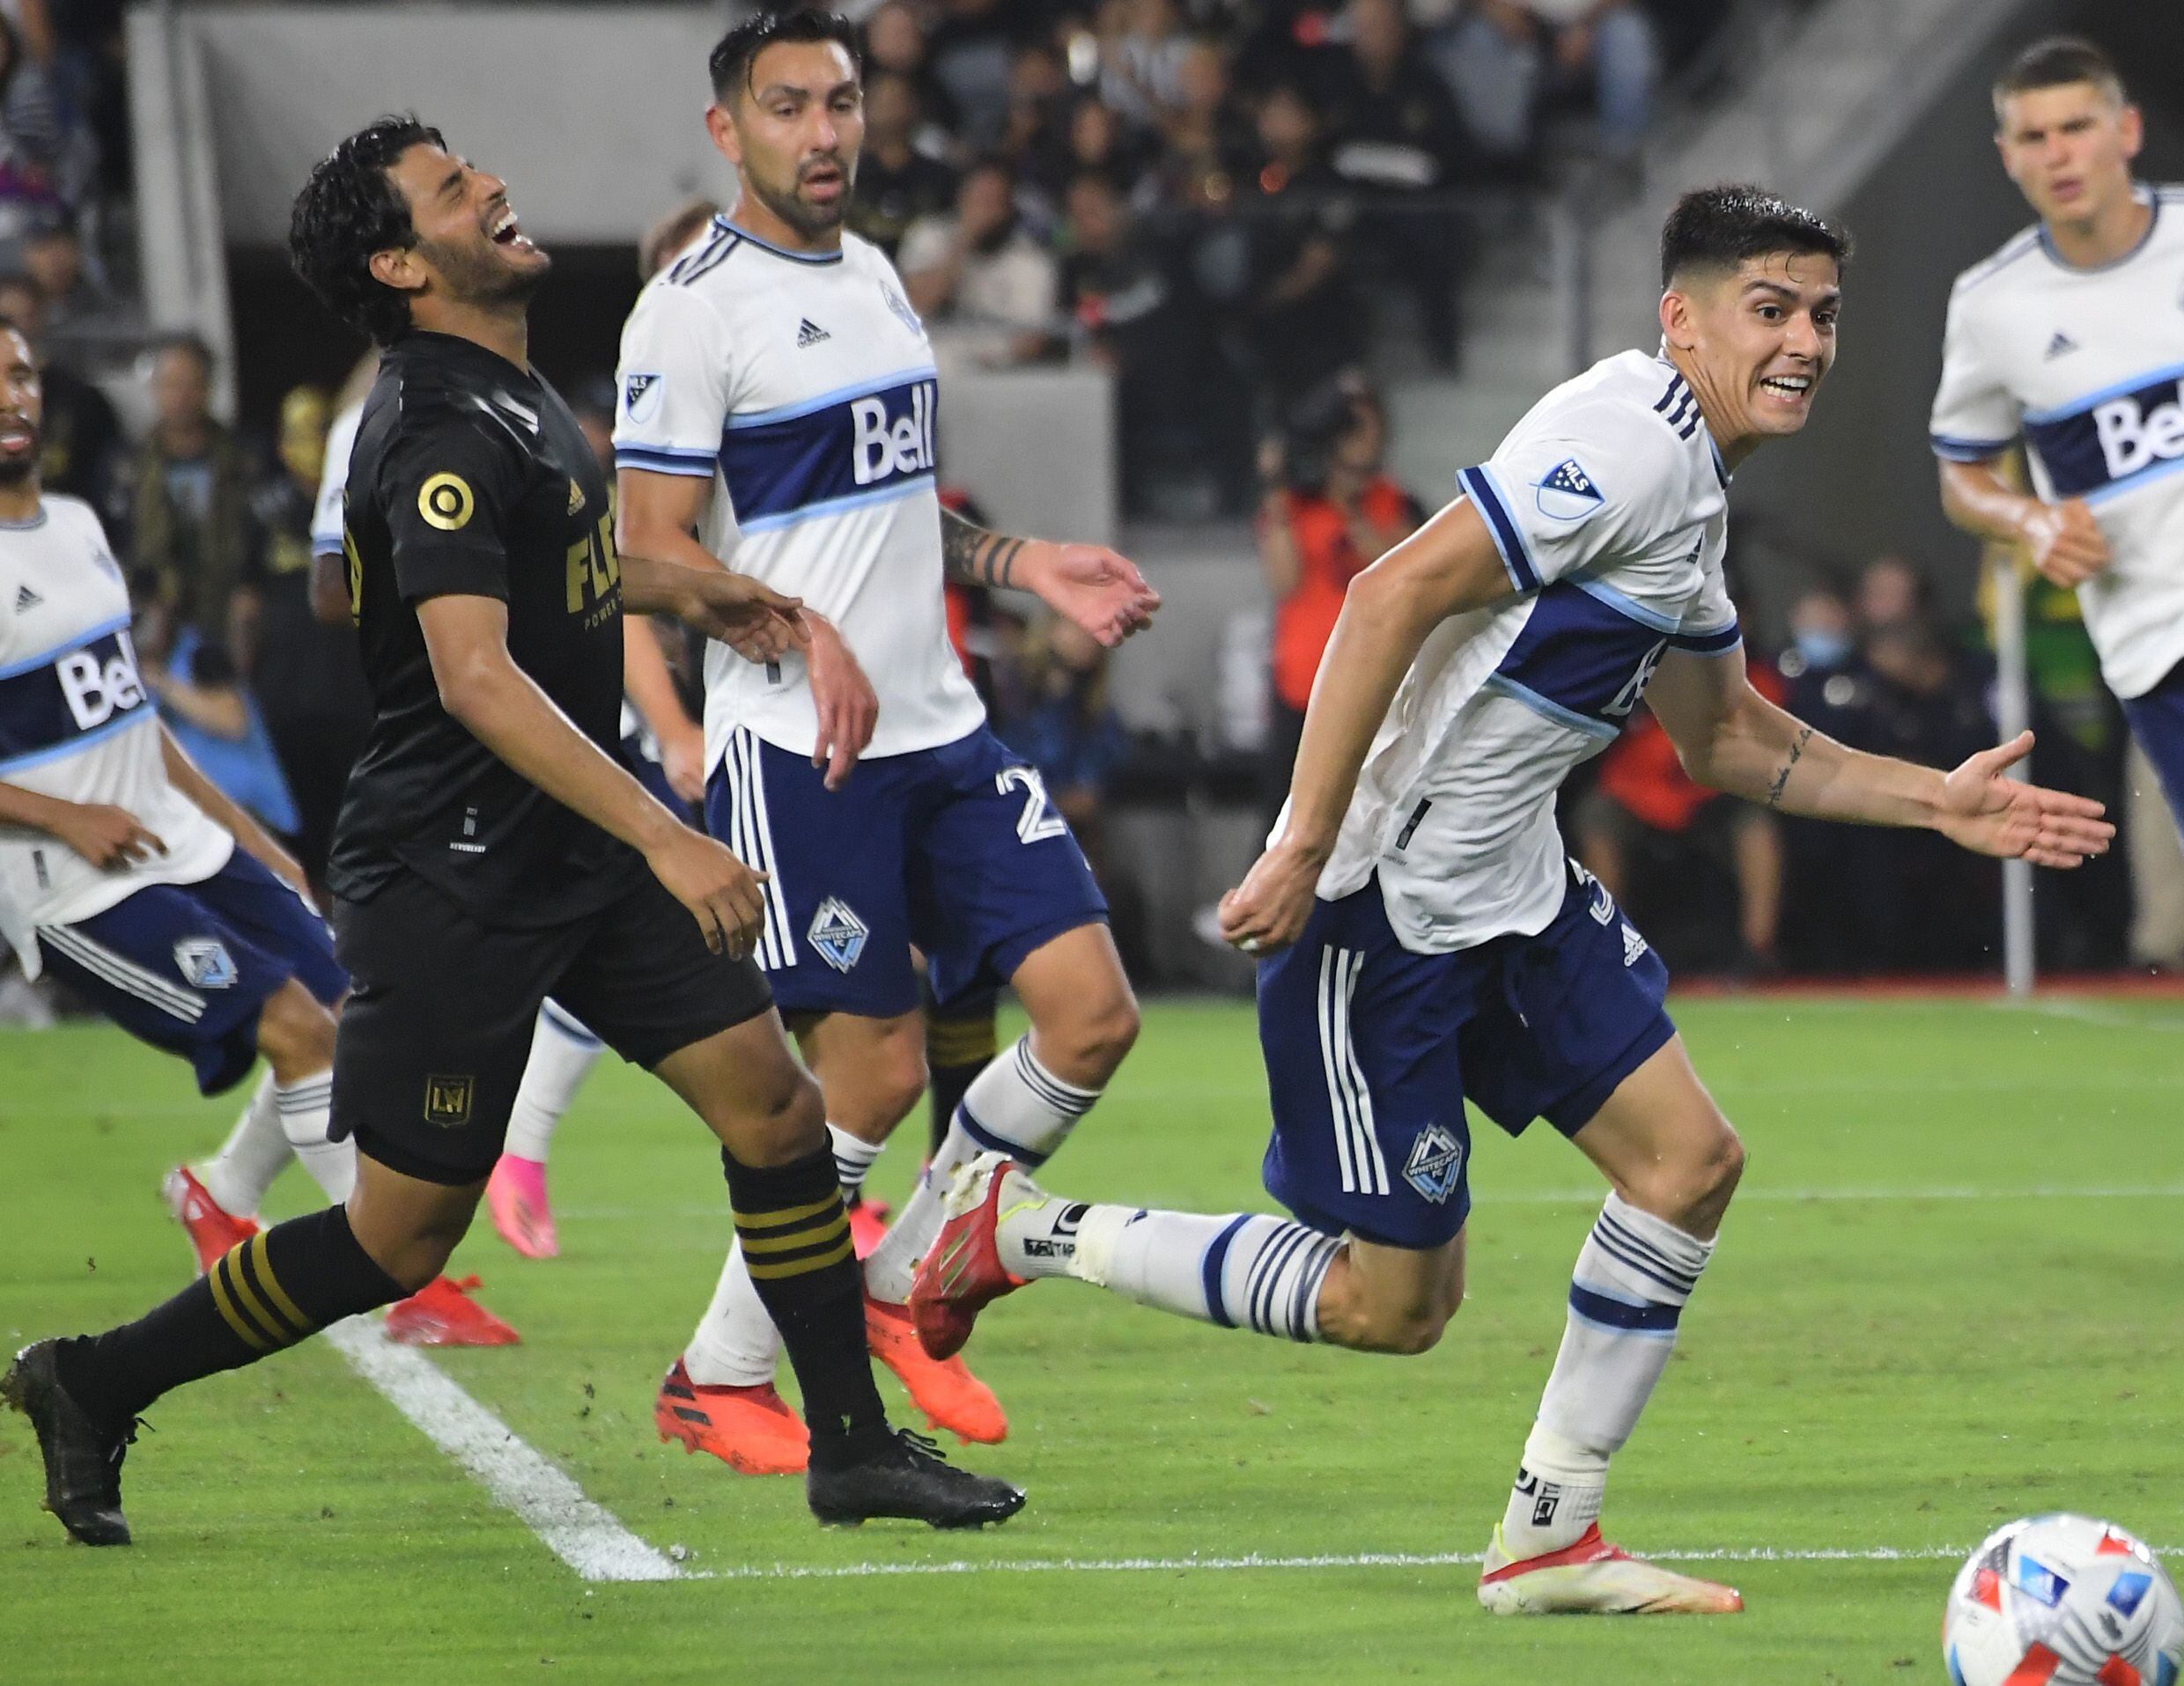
[1456,465,1539,592]
[0,623,153,771]
[615,443,716,478]
[1568,1283,1680,1334]
[2021,364,2184,503]
[1670,620,1743,655]
[1488,580,1669,737]
[668,230,741,288]
[719,373,939,531]
[1931,432,2014,462]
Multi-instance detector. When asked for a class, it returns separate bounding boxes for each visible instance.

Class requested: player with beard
[5,117,1024,1544]
[612,11,1159,1472]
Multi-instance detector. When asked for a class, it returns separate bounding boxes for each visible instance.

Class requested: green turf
[4,995,2180,1683]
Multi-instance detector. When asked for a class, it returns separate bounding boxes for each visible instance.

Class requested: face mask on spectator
[1794,628,1853,669]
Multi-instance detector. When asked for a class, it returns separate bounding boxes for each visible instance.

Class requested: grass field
[4,994,2182,1684]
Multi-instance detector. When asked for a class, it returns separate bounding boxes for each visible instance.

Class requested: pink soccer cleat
[162,1167,260,1277]
[847,1196,892,1262]
[384,1275,521,1347]
[486,1153,557,1260]
[908,1152,1033,1361]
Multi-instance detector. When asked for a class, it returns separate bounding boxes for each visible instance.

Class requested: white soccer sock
[1000,1201,1341,1342]
[1500,1191,1716,1557]
[863,1035,1103,1302]
[196,1071,288,1218]
[274,1071,354,1204]
[826,1123,883,1202]
[502,1001,604,1164]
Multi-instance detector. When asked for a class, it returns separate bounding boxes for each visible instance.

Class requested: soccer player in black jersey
[4,115,1023,1542]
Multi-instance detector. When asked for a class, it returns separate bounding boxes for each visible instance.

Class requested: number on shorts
[996,765,1067,843]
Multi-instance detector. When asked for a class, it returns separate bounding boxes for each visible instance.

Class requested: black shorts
[328,865,772,1184]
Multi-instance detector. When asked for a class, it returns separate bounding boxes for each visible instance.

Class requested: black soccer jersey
[328,331,636,926]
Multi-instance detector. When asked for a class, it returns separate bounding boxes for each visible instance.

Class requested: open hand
[1935,732,2114,869]
[1033,541,1161,648]
[807,615,878,791]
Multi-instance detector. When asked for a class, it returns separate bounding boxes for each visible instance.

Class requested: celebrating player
[610,10,1158,1473]
[911,186,2116,1613]
[4,117,1024,1545]
[1931,36,2184,828]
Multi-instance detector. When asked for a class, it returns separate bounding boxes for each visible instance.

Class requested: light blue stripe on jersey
[1931,432,2014,461]
[2022,359,2184,426]
[734,474,933,535]
[1569,574,1682,635]
[0,706,151,774]
[725,365,939,432]
[0,611,133,681]
[1481,672,1619,740]
[2083,451,2184,508]
[718,219,844,266]
[1456,464,1539,593]
[615,444,716,478]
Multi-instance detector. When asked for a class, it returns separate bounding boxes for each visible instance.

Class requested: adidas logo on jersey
[567,478,586,515]
[796,318,830,348]
[1622,921,1649,968]
[2044,330,2079,359]
[13,583,40,611]
[1535,457,1603,520]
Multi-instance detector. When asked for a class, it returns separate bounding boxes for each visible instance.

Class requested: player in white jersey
[613,11,1159,1473]
[0,322,513,1366]
[913,188,2115,1613]
[1933,36,2184,831]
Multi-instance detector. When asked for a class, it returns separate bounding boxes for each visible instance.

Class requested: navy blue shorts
[623,732,694,828]
[1256,862,1675,1249]
[705,724,1108,1019]
[36,850,346,1096]
[2122,660,2184,835]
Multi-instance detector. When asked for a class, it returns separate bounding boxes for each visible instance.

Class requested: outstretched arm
[158,726,312,899]
[1217,497,1517,954]
[1938,454,2111,588]
[940,505,1161,648]
[1647,644,2113,868]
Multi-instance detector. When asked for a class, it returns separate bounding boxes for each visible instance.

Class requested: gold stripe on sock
[240,1233,310,1339]
[738,1215,851,1255]
[744,1233,855,1278]
[224,1248,297,1348]
[926,1015,999,1066]
[732,1193,843,1233]
[209,1253,275,1350]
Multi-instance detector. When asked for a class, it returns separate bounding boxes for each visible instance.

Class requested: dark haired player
[913,186,2116,1613]
[5,116,1022,1545]
[612,10,1158,1471]
[1932,37,2184,834]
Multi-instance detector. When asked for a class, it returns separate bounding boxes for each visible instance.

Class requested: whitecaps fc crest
[808,897,868,974]
[1403,1123,1465,1205]
[173,938,237,990]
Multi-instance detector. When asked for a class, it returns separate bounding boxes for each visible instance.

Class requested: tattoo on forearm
[940,507,1025,590]
[1766,725,1813,809]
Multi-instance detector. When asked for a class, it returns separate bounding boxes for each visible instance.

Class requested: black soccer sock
[721,1144,889,1465]
[925,998,999,1161]
[54,1205,406,1435]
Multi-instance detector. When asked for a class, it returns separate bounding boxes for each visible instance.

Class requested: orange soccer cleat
[864,1293,1007,1445]
[907,1152,1032,1362]
[161,1167,260,1276]
[485,1153,558,1260]
[1478,1523,1745,1615]
[653,1358,809,1475]
[846,1196,892,1261]
[383,1275,521,1347]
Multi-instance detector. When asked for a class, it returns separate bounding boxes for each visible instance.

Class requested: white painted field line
[690,1543,2184,1581]
[324,1317,685,1583]
[2005,998,2184,1034]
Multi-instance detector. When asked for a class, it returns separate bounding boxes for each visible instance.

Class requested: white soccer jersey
[1930,184,2184,698]
[0,496,232,976]
[310,399,364,557]
[1312,350,1741,953]
[612,218,984,768]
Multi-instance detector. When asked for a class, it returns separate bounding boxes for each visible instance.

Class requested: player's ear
[1658,286,1697,354]
[367,246,427,300]
[2119,102,2144,164]
[705,101,743,169]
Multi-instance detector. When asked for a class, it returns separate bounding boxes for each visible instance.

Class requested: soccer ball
[1944,1514,2182,1686]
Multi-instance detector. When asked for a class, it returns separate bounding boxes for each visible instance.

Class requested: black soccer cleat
[2,1340,136,1547]
[806,1428,1026,1530]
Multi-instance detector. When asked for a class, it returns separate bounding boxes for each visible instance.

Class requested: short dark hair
[709,9,860,104]
[1659,184,1850,289]
[1993,35,2125,121]
[150,331,214,373]
[289,114,445,346]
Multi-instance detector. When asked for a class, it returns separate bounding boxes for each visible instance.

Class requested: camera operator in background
[1256,378,1421,827]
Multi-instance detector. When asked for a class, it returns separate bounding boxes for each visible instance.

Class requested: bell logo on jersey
[2092,380,2184,482]
[56,630,145,731]
[850,379,937,488]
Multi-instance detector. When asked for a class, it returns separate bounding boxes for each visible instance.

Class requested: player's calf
[252,979,338,1086]
[1311,1239,1465,1356]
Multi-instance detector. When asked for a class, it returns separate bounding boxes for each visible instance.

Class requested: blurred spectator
[1098,0,1192,129]
[852,71,960,260]
[18,204,129,368]
[49,0,128,198]
[1230,82,1365,404]
[235,385,371,883]
[927,0,1019,150]
[639,196,721,283]
[1434,0,1659,167]
[1323,0,1466,365]
[137,611,302,844]
[1001,38,1074,198]
[993,614,1133,884]
[900,157,1062,369]
[0,269,118,517]
[1151,33,1257,209]
[864,1,964,144]
[1257,379,1420,818]
[128,334,254,651]
[0,6,94,222]
[1048,94,1157,207]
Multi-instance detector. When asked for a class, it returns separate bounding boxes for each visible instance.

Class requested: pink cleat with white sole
[486,1153,557,1260]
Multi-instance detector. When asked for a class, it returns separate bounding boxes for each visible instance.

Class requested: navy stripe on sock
[1289,1236,1339,1340]
[1568,1283,1682,1332]
[955,1102,1052,1170]
[1594,1211,1697,1285]
[1592,1214,1700,1297]
[1247,1226,1312,1336]
[1012,1042,1096,1117]
[1201,1215,1251,1329]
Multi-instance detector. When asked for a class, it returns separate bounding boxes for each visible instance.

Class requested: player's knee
[740,1066,830,1167]
[255,983,336,1082]
[1326,1272,1463,1356]
[1043,981,1140,1086]
[1627,1117,1745,1233]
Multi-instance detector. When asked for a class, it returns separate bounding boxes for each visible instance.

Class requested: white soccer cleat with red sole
[1478,1523,1745,1615]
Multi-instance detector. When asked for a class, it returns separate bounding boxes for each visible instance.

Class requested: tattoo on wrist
[941,508,1026,590]
[1766,725,1813,809]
